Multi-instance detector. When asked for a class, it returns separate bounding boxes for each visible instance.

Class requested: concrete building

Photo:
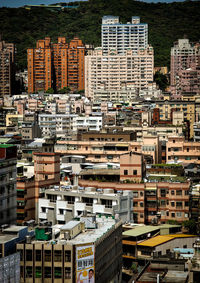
[17,217,122,282]
[27,37,85,93]
[155,99,196,138]
[85,46,154,99]
[38,113,75,137]
[0,39,15,97]
[0,144,17,225]
[170,39,200,98]
[38,184,133,224]
[101,16,148,55]
[166,136,200,164]
[137,234,197,259]
[55,136,161,164]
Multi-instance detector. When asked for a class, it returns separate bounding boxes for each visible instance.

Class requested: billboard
[76,244,95,283]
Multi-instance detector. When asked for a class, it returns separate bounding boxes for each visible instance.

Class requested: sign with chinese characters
[76,244,95,283]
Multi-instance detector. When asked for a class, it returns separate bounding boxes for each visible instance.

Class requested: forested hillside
[0,0,200,70]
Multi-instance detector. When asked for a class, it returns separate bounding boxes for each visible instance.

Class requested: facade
[27,37,85,93]
[17,218,122,283]
[155,99,197,138]
[55,136,161,164]
[0,40,15,97]
[85,47,154,99]
[38,185,133,224]
[166,136,200,164]
[101,16,148,55]
[170,39,200,98]
[0,144,17,225]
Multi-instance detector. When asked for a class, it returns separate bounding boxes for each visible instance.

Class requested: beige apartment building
[85,46,154,99]
[167,136,200,164]
[55,136,161,164]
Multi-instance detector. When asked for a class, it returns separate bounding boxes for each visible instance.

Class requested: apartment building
[101,16,148,55]
[27,37,85,93]
[166,136,200,164]
[73,115,103,132]
[155,99,197,138]
[170,39,200,98]
[0,40,15,97]
[0,144,17,225]
[38,113,76,137]
[38,185,133,224]
[17,218,122,283]
[55,136,161,164]
[85,46,154,99]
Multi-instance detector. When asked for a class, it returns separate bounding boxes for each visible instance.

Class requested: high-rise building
[0,40,15,97]
[101,16,148,55]
[170,39,200,98]
[27,37,52,94]
[27,37,85,93]
[0,144,17,225]
[85,46,154,99]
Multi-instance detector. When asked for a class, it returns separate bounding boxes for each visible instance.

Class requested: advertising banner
[76,244,95,283]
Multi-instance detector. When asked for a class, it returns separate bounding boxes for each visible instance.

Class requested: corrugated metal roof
[138,234,197,247]
[123,226,160,237]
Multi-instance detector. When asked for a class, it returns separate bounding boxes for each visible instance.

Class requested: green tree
[154,71,169,91]
[183,219,197,234]
[45,87,54,94]
[58,87,71,94]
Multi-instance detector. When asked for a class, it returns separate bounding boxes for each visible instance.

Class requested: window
[133,170,137,175]
[140,202,144,207]
[26,266,32,278]
[35,250,41,261]
[171,190,174,195]
[54,267,62,278]
[124,170,128,175]
[65,267,71,279]
[44,250,51,262]
[54,250,62,262]
[140,213,144,218]
[26,250,32,261]
[176,190,182,196]
[177,212,182,217]
[65,250,71,262]
[44,267,51,278]
[176,201,182,208]
[35,266,42,278]
[166,249,170,254]
[171,212,175,218]
[140,192,143,197]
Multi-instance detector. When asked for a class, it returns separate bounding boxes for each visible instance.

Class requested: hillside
[0,0,200,70]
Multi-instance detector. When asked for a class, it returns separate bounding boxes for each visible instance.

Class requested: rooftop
[138,234,197,247]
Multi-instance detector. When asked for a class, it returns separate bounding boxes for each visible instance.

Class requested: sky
[0,0,190,8]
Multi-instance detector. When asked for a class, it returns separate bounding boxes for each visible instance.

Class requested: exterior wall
[101,16,148,55]
[78,179,190,224]
[155,100,196,138]
[170,39,200,98]
[138,237,198,258]
[85,47,154,99]
[17,243,73,283]
[167,136,200,164]
[55,136,159,164]
[0,40,15,96]
[28,37,85,94]
[120,152,143,182]
[0,145,17,225]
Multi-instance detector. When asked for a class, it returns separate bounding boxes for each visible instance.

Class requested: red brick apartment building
[27,37,85,93]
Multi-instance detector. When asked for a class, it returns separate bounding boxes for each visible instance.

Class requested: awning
[145,187,157,191]
[116,143,129,147]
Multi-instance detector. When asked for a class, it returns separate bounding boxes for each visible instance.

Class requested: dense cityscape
[0,1,200,283]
